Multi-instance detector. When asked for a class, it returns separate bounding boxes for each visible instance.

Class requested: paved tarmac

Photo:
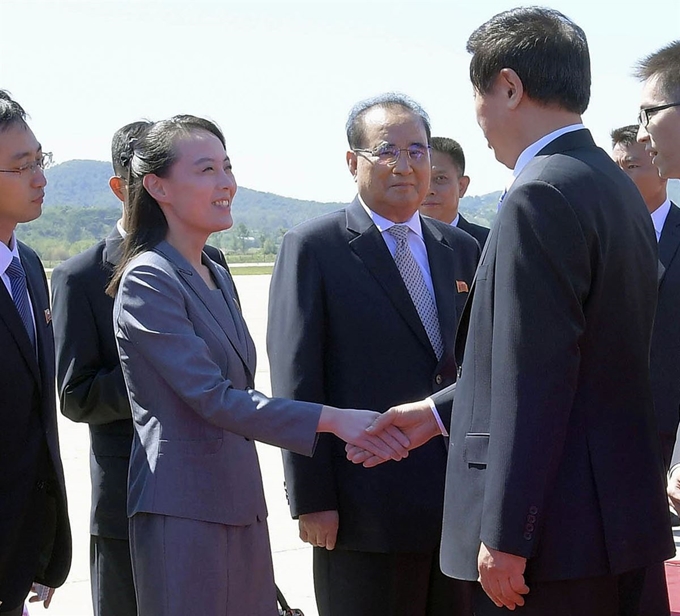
[42,274,319,616]
[29,272,680,615]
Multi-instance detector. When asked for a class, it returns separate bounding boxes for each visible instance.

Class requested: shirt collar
[357,194,424,238]
[651,198,672,240]
[512,123,586,182]
[450,213,460,227]
[116,218,127,239]
[0,233,20,277]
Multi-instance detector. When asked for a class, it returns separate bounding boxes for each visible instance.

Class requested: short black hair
[466,7,591,114]
[346,92,431,149]
[635,40,680,101]
[0,90,28,133]
[430,137,466,175]
[610,125,640,149]
[111,120,153,177]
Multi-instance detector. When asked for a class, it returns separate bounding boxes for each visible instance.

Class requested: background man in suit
[420,136,490,246]
[354,9,674,614]
[611,125,679,470]
[267,93,480,615]
[636,43,680,519]
[51,121,230,616]
[0,91,71,615]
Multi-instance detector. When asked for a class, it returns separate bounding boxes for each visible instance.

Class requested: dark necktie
[387,225,444,359]
[6,256,36,352]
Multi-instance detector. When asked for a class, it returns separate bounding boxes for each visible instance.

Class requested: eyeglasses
[0,152,53,176]
[638,102,680,128]
[353,144,431,166]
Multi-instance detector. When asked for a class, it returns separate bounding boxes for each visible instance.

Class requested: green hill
[18,159,679,264]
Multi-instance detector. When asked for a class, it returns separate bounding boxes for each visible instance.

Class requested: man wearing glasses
[638,42,680,516]
[0,90,71,615]
[267,93,480,615]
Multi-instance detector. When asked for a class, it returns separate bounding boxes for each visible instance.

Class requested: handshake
[318,399,442,467]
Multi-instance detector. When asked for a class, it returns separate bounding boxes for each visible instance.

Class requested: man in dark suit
[0,91,71,615]
[354,9,674,615]
[267,93,480,615]
[612,125,679,470]
[420,136,490,247]
[50,121,229,616]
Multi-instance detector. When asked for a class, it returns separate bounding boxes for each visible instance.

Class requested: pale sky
[2,0,679,202]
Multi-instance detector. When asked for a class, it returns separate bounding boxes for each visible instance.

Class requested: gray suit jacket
[114,241,321,527]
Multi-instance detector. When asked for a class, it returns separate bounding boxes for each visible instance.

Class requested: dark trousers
[0,606,22,616]
[474,568,648,616]
[313,547,474,616]
[90,536,137,616]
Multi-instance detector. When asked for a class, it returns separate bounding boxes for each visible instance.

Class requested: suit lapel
[0,279,40,382]
[658,203,680,287]
[422,218,458,355]
[154,242,254,381]
[346,199,435,357]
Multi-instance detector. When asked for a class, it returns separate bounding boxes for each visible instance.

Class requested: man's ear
[108,176,127,203]
[498,68,524,110]
[142,174,167,203]
[346,150,358,181]
[458,175,471,198]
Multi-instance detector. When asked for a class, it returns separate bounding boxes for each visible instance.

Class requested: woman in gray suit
[106,115,407,616]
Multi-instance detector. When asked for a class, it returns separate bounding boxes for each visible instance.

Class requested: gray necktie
[387,225,444,359]
[6,256,36,352]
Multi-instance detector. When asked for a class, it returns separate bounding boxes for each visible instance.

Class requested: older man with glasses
[267,92,480,615]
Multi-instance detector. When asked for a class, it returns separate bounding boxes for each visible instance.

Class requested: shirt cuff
[427,397,448,437]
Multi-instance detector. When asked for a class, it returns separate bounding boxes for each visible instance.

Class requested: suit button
[525,523,534,532]
[523,532,532,540]
[435,374,443,385]
[529,506,538,515]
[527,515,536,523]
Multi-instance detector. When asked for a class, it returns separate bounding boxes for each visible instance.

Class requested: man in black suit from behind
[420,137,490,247]
[267,93,480,615]
[612,125,679,470]
[50,121,229,616]
[354,9,674,615]
[0,91,71,615]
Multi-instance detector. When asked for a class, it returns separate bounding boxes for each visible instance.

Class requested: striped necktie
[387,225,444,359]
[6,256,36,352]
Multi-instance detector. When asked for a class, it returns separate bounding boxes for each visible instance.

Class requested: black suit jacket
[267,198,480,553]
[51,227,228,539]
[0,242,71,608]
[456,214,490,247]
[651,202,680,467]
[433,129,674,582]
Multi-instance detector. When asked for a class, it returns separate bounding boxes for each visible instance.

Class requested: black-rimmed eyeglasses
[353,144,431,166]
[638,103,680,128]
[0,152,53,176]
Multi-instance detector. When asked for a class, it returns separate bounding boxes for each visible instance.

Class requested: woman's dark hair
[106,114,225,297]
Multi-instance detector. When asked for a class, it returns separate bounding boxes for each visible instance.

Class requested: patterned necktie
[6,256,36,352]
[387,225,444,359]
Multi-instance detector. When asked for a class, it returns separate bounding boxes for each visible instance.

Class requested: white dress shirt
[0,233,37,337]
[358,196,435,298]
[451,214,460,228]
[651,199,671,242]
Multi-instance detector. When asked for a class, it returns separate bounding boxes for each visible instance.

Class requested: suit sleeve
[51,266,131,425]
[267,230,338,517]
[481,181,591,558]
[116,262,321,454]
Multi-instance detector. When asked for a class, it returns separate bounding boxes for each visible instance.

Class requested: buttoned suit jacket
[114,241,321,528]
[267,198,480,552]
[456,214,490,247]
[650,202,680,467]
[51,227,230,540]
[432,129,674,583]
[0,242,71,608]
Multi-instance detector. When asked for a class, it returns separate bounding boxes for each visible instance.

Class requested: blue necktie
[6,256,36,352]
